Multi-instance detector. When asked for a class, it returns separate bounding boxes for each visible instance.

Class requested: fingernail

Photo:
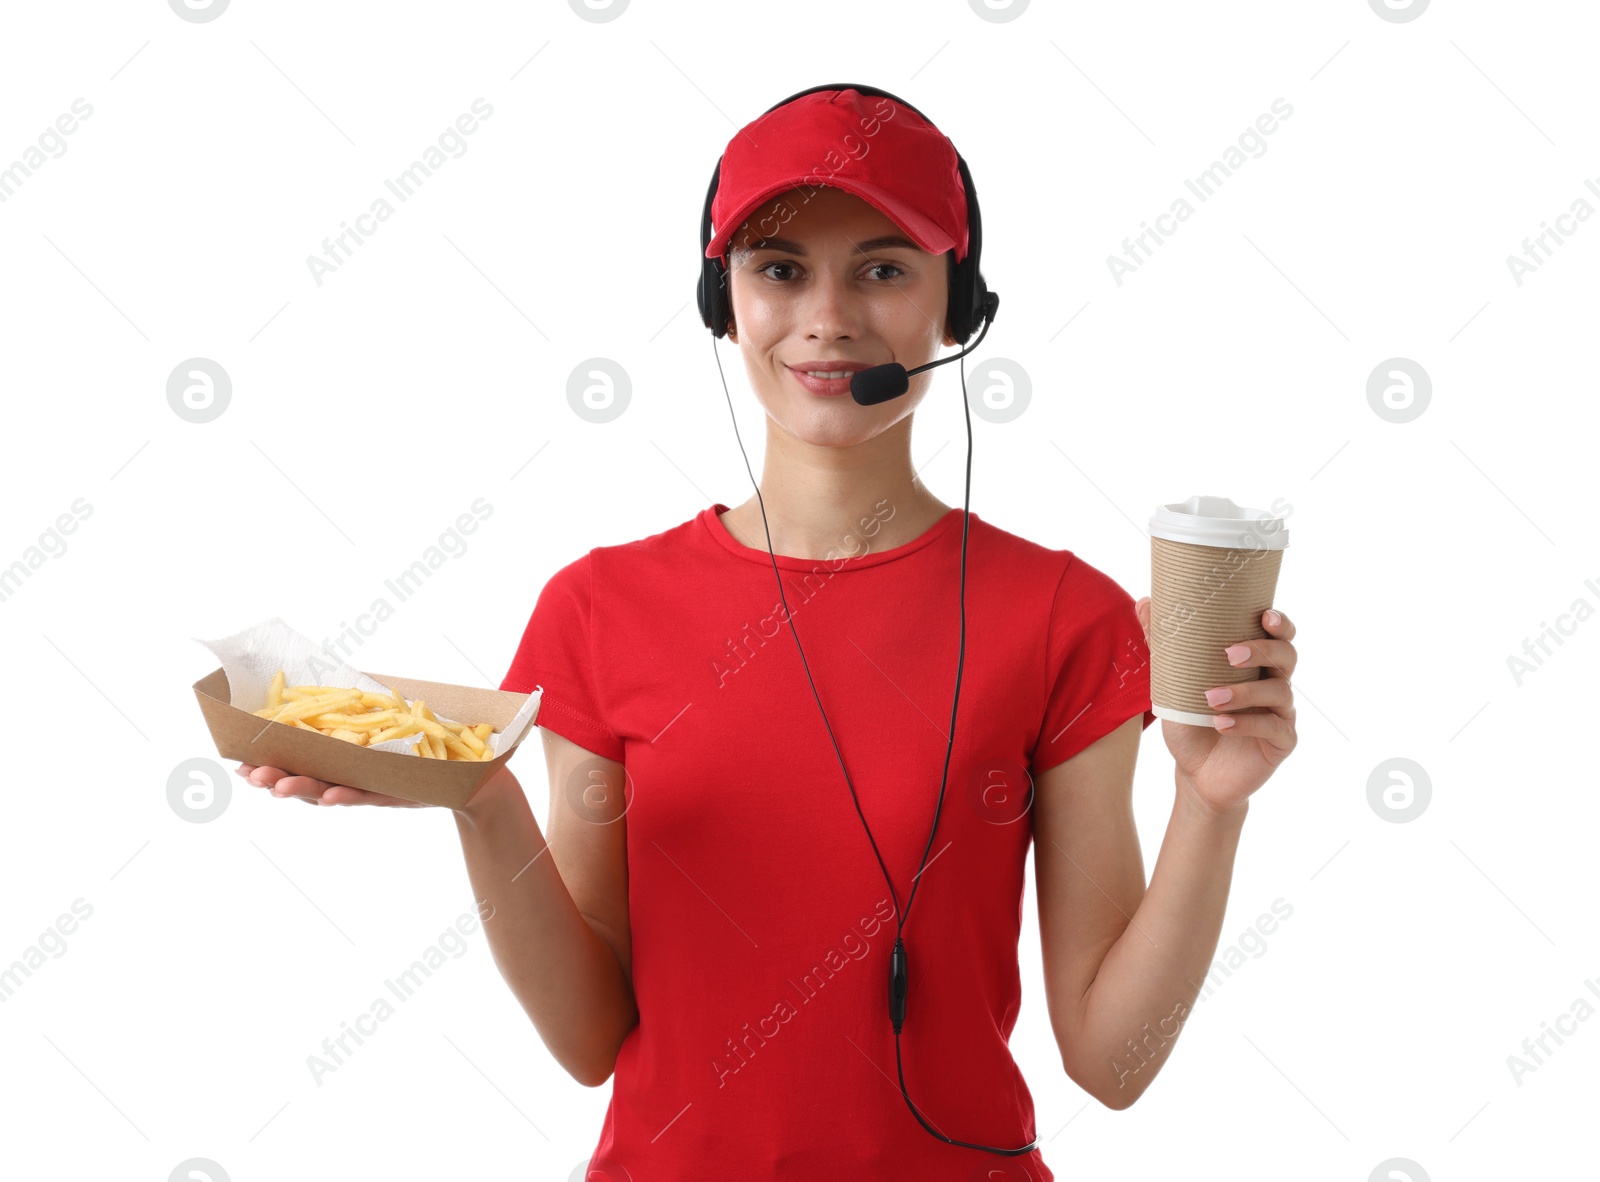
[1205,687,1233,706]
[1225,644,1251,666]
[1214,715,1236,730]
[1265,610,1282,626]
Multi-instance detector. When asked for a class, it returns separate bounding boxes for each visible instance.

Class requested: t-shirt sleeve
[499,552,625,763]
[1030,552,1156,777]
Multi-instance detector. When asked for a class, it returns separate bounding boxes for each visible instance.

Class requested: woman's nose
[800,273,864,338]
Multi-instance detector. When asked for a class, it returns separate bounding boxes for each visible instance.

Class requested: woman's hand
[236,763,432,807]
[238,762,523,815]
[1133,600,1298,819]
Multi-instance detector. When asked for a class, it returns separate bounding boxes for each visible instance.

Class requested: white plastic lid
[1148,495,1288,549]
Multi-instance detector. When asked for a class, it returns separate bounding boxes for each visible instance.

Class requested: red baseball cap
[704,87,969,267]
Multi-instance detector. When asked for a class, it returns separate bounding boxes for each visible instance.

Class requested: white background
[1,0,1595,1178]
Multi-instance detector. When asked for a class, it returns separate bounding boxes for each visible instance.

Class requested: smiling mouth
[787,363,872,378]
[786,368,864,398]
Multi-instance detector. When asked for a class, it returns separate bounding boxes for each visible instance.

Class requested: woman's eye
[756,262,907,282]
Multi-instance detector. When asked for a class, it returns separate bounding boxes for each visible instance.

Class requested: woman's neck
[717,411,956,560]
[719,483,953,561]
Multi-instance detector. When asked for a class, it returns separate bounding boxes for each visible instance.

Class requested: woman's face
[724,185,957,448]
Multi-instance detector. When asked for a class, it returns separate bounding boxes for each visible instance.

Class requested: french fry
[258,672,497,760]
[408,714,454,742]
[457,728,496,761]
[369,719,423,745]
[310,711,399,730]
[254,691,362,724]
[253,693,335,718]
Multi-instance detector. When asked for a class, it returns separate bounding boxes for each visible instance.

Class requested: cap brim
[706,176,957,261]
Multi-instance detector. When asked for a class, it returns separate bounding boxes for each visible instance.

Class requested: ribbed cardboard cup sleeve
[1147,495,1289,727]
[1149,539,1283,721]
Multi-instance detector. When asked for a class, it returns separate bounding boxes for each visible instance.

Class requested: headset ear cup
[699,158,729,336]
[699,255,731,338]
[950,154,986,345]
[948,254,976,345]
[943,257,955,344]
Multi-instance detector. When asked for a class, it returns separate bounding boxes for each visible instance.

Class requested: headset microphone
[850,292,1000,405]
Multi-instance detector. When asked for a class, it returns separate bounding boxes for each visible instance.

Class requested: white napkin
[195,616,540,757]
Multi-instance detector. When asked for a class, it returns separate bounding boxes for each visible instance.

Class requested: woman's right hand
[236,762,521,814]
[236,762,430,807]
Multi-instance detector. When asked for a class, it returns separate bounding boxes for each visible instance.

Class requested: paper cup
[1148,495,1288,727]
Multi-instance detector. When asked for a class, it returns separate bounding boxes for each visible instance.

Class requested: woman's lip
[788,361,871,373]
[788,368,857,396]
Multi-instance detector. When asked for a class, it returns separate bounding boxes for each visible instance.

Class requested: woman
[238,85,1299,1181]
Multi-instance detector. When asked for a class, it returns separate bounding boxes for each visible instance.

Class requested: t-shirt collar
[699,502,967,571]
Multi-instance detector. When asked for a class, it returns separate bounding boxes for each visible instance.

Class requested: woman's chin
[777,412,879,448]
[752,385,909,446]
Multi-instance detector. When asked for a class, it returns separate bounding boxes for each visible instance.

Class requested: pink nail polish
[1225,644,1251,666]
[1205,687,1233,706]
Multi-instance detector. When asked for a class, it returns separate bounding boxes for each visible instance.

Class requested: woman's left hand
[1134,599,1298,819]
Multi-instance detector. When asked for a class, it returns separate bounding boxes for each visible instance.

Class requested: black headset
[695,84,1037,1163]
[697,83,994,349]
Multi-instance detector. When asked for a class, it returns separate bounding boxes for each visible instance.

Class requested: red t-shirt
[500,502,1155,1181]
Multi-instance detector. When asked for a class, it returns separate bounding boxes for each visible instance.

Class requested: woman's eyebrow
[746,235,922,256]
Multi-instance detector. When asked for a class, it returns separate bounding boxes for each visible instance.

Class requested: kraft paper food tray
[192,667,539,810]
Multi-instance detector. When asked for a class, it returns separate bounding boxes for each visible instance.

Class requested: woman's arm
[1038,605,1296,1108]
[1034,718,1247,1109]
[453,733,638,1087]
